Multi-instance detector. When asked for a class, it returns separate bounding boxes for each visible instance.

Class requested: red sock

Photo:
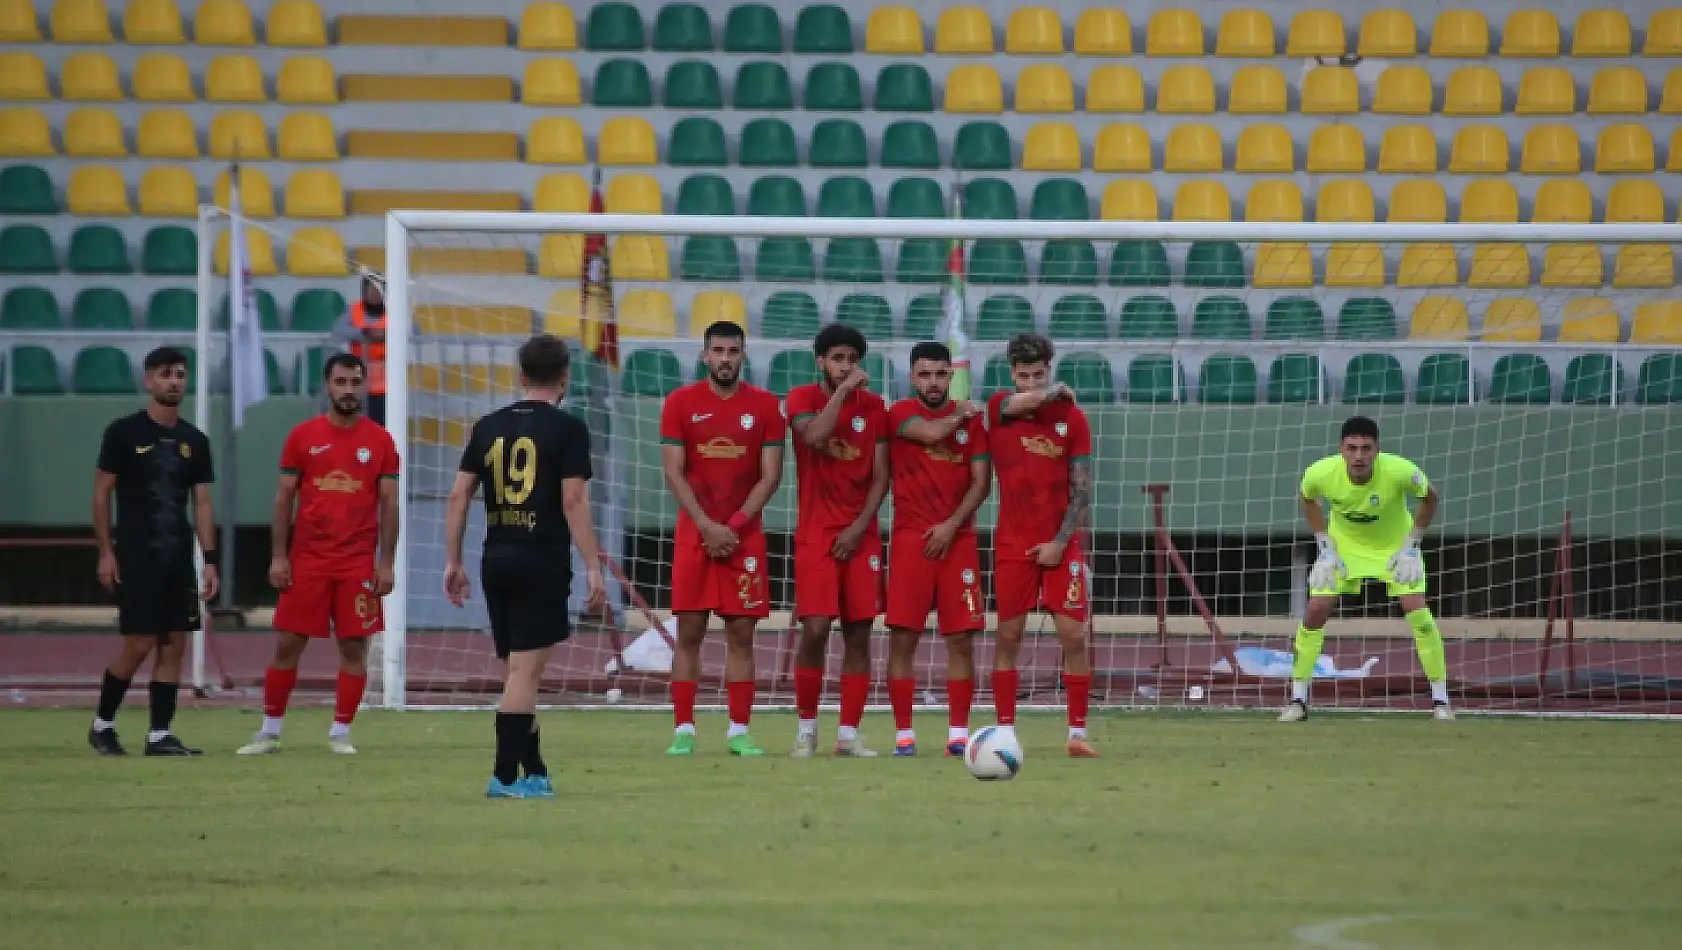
[794,666,823,721]
[263,666,298,719]
[1064,672,1091,729]
[948,678,973,730]
[887,677,915,731]
[333,672,367,725]
[727,679,754,726]
[838,672,869,729]
[671,679,697,728]
[992,669,1020,726]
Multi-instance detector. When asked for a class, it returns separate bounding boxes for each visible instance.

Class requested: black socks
[494,712,534,786]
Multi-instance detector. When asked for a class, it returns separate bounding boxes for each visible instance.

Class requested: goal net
[380,210,1682,716]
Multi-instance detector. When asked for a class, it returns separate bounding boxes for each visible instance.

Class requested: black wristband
[202,549,220,568]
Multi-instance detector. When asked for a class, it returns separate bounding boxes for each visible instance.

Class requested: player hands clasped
[1284,416,1452,723]
[660,321,786,757]
[89,346,218,757]
[240,353,399,757]
[442,335,606,799]
[785,325,891,758]
[988,335,1098,758]
[884,342,991,758]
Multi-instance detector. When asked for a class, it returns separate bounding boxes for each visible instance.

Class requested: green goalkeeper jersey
[1300,452,1430,558]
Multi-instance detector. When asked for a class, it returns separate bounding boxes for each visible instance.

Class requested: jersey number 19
[485,436,537,506]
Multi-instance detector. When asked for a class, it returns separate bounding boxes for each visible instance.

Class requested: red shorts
[671,526,771,618]
[884,529,984,635]
[994,539,1088,622]
[273,572,384,639]
[793,530,882,623]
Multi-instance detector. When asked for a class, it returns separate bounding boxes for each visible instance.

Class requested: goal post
[378,211,1682,715]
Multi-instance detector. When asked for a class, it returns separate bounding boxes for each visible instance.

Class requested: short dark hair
[703,320,746,346]
[1006,333,1054,367]
[813,323,867,358]
[143,346,187,373]
[909,341,952,366]
[323,351,366,381]
[1341,416,1380,442]
[518,333,572,387]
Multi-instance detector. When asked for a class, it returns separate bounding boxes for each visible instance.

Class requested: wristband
[1313,532,1331,554]
[1406,530,1424,548]
[202,549,220,568]
[727,512,750,532]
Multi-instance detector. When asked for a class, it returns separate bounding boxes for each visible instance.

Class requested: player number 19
[484,436,537,506]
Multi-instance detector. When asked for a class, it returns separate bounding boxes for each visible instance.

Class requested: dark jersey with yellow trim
[459,401,592,561]
[96,411,213,563]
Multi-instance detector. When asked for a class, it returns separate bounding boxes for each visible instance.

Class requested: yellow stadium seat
[1300,66,1359,114]
[1015,64,1073,113]
[1085,65,1143,112]
[265,0,325,46]
[124,0,182,43]
[1398,245,1458,286]
[1430,10,1488,56]
[1173,180,1230,222]
[1606,179,1665,223]
[541,292,584,342]
[1467,185,1528,285]
[137,109,196,157]
[1443,66,1503,115]
[1228,66,1285,114]
[1448,126,1509,173]
[523,59,580,106]
[1325,243,1384,286]
[1216,9,1274,56]
[1100,179,1157,220]
[1306,124,1364,172]
[610,235,668,280]
[133,53,193,101]
[1,0,42,41]
[209,110,269,159]
[1671,129,1682,172]
[598,117,656,165]
[214,226,277,275]
[1387,179,1446,222]
[1515,68,1575,114]
[540,236,583,276]
[1587,67,1648,114]
[1022,121,1080,171]
[278,57,335,103]
[1632,301,1682,342]
[1164,124,1220,172]
[1410,298,1470,339]
[1372,65,1431,115]
[935,6,991,53]
[1254,243,1313,287]
[67,165,129,215]
[1662,69,1682,113]
[278,112,336,161]
[197,0,254,45]
[866,6,922,54]
[1501,9,1559,56]
[1532,179,1592,223]
[1285,10,1344,56]
[1157,65,1214,113]
[1542,245,1603,286]
[1520,125,1580,174]
[1093,123,1150,171]
[1574,10,1631,56]
[63,52,121,100]
[138,165,196,216]
[1006,7,1062,53]
[689,290,745,335]
[1481,299,1543,342]
[1317,179,1375,222]
[1377,124,1437,172]
[1614,247,1674,287]
[528,117,585,165]
[283,169,342,219]
[619,289,677,336]
[213,165,273,217]
[944,64,1002,113]
[1358,9,1416,57]
[533,173,589,212]
[1649,9,1682,55]
[605,173,660,214]
[1074,9,1130,54]
[207,55,264,102]
[1596,124,1654,172]
[1146,9,1203,55]
[0,53,49,99]
[0,107,53,155]
[518,2,576,51]
[1556,299,1620,340]
[64,107,125,157]
[1245,180,1303,222]
[50,0,110,41]
[287,227,348,277]
[1234,123,1292,172]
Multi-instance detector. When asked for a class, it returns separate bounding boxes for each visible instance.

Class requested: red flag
[581,169,619,372]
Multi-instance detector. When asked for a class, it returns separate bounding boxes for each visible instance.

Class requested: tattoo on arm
[1053,458,1092,547]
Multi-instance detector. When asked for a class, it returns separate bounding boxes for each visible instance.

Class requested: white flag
[227,175,267,429]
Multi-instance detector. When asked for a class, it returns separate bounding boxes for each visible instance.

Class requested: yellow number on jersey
[485,436,538,506]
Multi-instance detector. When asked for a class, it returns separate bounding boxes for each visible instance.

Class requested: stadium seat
[69,224,130,274]
[1109,241,1170,287]
[269,0,327,46]
[1191,296,1250,339]
[599,116,657,165]
[875,64,933,113]
[124,0,182,43]
[1597,124,1655,172]
[1147,9,1203,55]
[1324,242,1383,286]
[1343,353,1406,404]
[674,174,728,222]
[836,293,892,339]
[1246,180,1303,222]
[1173,180,1231,222]
[1286,10,1343,56]
[1448,126,1509,173]
[1198,356,1257,404]
[277,57,335,103]
[1430,9,1488,56]
[767,350,819,397]
[1632,301,1682,343]
[1488,354,1552,403]
[1301,67,1359,114]
[211,224,275,275]
[1265,297,1325,340]
[901,293,943,336]
[213,165,274,217]
[1056,352,1115,403]
[1397,244,1458,286]
[1048,294,1109,340]
[519,2,577,50]
[1229,66,1287,114]
[945,64,1002,113]
[594,59,650,107]
[1501,9,1558,56]
[1126,355,1181,403]
[1541,244,1602,287]
[760,291,820,339]
[63,52,121,100]
[659,61,720,110]
[1462,179,1519,223]
[0,163,53,213]
[667,117,725,166]
[1557,299,1621,343]
[738,118,796,166]
[1415,353,1471,404]
[131,53,194,101]
[886,177,941,218]
[278,112,335,161]
[816,176,872,217]
[747,175,805,216]
[1573,10,1631,56]
[0,108,52,156]
[1373,66,1432,115]
[284,169,343,219]
[734,61,792,110]
[967,239,1027,285]
[141,225,196,274]
[525,59,581,106]
[1410,297,1470,339]
[1358,9,1415,56]
[1118,295,1178,338]
[534,172,589,211]
[197,0,255,45]
[653,3,711,51]
[288,288,343,332]
[1016,65,1073,113]
[136,109,196,159]
[10,343,64,393]
[1029,178,1088,221]
[1662,70,1682,114]
[1533,179,1592,223]
[1588,67,1648,114]
[1022,122,1079,171]
[935,6,992,54]
[805,63,861,111]
[1521,124,1581,173]
[207,55,264,102]
[1516,68,1576,114]
[1388,179,1447,223]
[951,121,1010,170]
[621,347,682,396]
[1093,123,1149,171]
[794,4,851,53]
[680,236,738,281]
[1235,123,1292,172]
[1649,9,1682,54]
[1005,7,1061,53]
[1480,299,1542,342]
[610,235,669,280]
[1307,125,1364,172]
[586,2,643,49]
[1336,298,1397,340]
[1074,9,1129,54]
[978,353,1013,399]
[209,110,269,160]
[1215,8,1274,56]
[865,5,921,53]
[48,0,106,41]
[1317,179,1375,222]
[724,4,781,53]
[2,287,59,328]
[1086,66,1144,113]
[0,0,37,41]
[1638,354,1682,404]
[0,52,48,99]
[806,119,865,167]
[71,288,131,330]
[73,346,136,394]
[1039,239,1097,284]
[689,289,746,335]
[1164,124,1220,172]
[67,165,128,215]
[605,289,673,338]
[1268,354,1327,404]
[1444,67,1503,115]
[1158,66,1215,114]
[64,108,123,158]
[975,294,1034,340]
[895,240,944,284]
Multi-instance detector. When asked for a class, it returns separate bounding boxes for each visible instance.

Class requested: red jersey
[659,380,787,539]
[887,398,988,537]
[986,391,1092,547]
[279,415,400,578]
[785,383,887,536]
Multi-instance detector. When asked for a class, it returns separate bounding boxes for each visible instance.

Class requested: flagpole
[581,166,625,614]
[218,166,240,610]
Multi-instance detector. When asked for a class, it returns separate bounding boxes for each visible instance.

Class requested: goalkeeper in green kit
[1281,416,1453,722]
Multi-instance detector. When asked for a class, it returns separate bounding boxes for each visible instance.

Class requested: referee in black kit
[89,346,219,756]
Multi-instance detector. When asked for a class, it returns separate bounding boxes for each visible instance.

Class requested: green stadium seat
[859,350,890,397]
[980,353,1013,398]
[1030,179,1090,221]
[976,294,1034,340]
[1637,354,1682,404]
[72,346,136,394]
[13,346,65,394]
[1191,296,1252,340]
[794,4,852,53]
[264,348,287,395]
[1336,298,1398,340]
[896,239,947,283]
[1487,354,1552,404]
[297,346,332,395]
[219,290,281,331]
[903,293,942,338]
[1,287,59,328]
[0,165,56,214]
[1183,241,1245,288]
[967,240,1027,285]
[1118,295,1179,339]
[652,3,712,51]
[881,121,940,169]
[734,62,793,109]
[804,63,862,110]
[757,237,815,281]
[817,177,873,217]
[71,288,132,330]
[823,238,883,282]
[172,346,201,392]
[962,179,1017,221]
[1199,356,1258,404]
[1343,353,1407,404]
[1048,294,1109,339]
[739,118,797,166]
[768,349,818,396]
[664,61,723,109]
[680,237,741,281]
[68,225,131,275]
[724,4,782,52]
[1109,241,1171,287]
[1416,353,1471,405]
[887,178,943,218]
[0,225,56,274]
[808,119,867,168]
[290,289,345,332]
[760,291,820,339]
[586,3,645,50]
[747,175,805,216]
[142,226,196,275]
[669,118,728,166]
[594,60,652,107]
[1056,352,1116,403]
[1267,354,1326,403]
[569,354,608,410]
[622,347,682,396]
[677,175,734,216]
[1127,355,1182,404]
[692,357,754,385]
[1264,297,1326,340]
[1039,240,1098,286]
[876,65,934,112]
[953,122,1013,171]
[1562,354,1621,405]
[146,288,198,330]
[836,293,892,339]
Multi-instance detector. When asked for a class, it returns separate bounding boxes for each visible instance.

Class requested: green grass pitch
[2,708,1678,950]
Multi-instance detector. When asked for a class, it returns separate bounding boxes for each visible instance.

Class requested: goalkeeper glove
[1307,533,1345,592]
[1388,531,1425,585]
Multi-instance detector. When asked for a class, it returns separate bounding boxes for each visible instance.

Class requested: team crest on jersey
[179,442,191,459]
[961,569,975,585]
[1069,562,1081,577]
[740,414,755,430]
[1055,422,1068,437]
[357,447,371,464]
[868,555,880,571]
[744,557,758,573]
[955,430,969,445]
[851,416,865,433]
[1369,494,1381,506]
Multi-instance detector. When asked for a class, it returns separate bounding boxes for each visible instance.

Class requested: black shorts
[481,551,572,660]
[116,555,200,638]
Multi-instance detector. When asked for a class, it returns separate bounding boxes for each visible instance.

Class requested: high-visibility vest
[350,301,386,394]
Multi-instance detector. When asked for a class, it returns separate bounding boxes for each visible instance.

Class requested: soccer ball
[964,726,1023,781]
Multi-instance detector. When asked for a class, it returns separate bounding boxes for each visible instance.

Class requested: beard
[917,388,948,409]
[708,365,740,387]
[153,390,183,408]
[333,394,362,415]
